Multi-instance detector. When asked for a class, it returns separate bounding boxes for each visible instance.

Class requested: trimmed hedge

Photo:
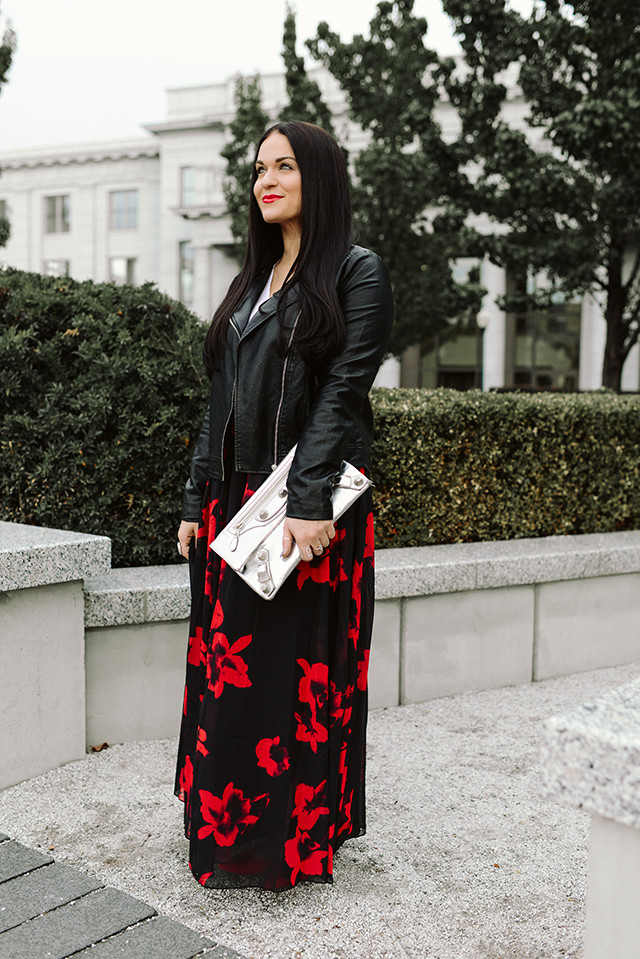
[3,266,640,566]
[370,388,640,548]
[0,268,209,567]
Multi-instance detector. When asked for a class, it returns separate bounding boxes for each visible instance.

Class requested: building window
[45,195,70,233]
[109,257,136,285]
[507,273,581,390]
[180,167,196,207]
[179,241,194,306]
[43,259,69,276]
[417,259,482,390]
[110,190,138,230]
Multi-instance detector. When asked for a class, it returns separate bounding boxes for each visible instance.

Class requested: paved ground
[2,661,640,959]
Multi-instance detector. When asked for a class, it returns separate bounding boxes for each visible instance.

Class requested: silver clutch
[210,445,372,600]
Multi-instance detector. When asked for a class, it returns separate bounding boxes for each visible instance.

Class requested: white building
[0,66,636,391]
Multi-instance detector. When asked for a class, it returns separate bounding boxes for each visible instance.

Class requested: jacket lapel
[229,275,265,337]
[240,285,301,340]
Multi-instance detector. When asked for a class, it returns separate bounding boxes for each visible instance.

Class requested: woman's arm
[182,404,211,522]
[285,248,394,521]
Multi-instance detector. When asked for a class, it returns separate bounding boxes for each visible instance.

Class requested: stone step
[0,840,53,883]
[72,914,235,959]
[0,860,102,933]
[0,837,225,959]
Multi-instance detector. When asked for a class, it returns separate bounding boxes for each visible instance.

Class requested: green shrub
[0,268,209,567]
[370,387,640,548]
[4,272,639,567]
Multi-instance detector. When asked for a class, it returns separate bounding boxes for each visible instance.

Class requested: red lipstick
[262,194,283,203]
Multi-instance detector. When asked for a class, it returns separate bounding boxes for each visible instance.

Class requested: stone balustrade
[541,679,640,959]
[3,522,640,790]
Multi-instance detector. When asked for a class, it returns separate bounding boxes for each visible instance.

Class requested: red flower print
[295,703,328,754]
[197,781,268,845]
[178,754,193,802]
[207,632,252,699]
[348,559,363,649]
[183,685,188,717]
[284,831,328,885]
[293,780,329,831]
[256,736,290,777]
[338,789,354,837]
[196,870,213,885]
[197,496,219,542]
[357,650,370,691]
[197,727,209,757]
[330,682,353,728]
[207,557,228,601]
[211,598,224,630]
[338,741,348,796]
[296,528,347,590]
[241,482,258,506]
[364,508,375,560]
[297,659,329,712]
[187,626,206,667]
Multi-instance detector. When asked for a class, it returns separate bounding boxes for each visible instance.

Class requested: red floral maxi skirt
[174,464,375,891]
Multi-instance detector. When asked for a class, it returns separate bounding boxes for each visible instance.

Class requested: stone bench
[541,679,640,959]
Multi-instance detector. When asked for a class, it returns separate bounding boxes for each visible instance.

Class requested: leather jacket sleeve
[182,404,211,521]
[285,249,393,520]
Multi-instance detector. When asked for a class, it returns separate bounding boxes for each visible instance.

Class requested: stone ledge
[375,530,640,600]
[540,678,640,829]
[84,564,190,627]
[0,522,111,592]
[82,531,640,628]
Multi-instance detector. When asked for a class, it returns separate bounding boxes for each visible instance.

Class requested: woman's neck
[270,226,300,295]
[279,223,301,271]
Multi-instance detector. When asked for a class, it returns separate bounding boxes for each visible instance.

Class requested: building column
[192,244,211,321]
[481,261,507,390]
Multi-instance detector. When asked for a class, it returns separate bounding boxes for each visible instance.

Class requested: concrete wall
[4,522,640,789]
[0,522,111,789]
[541,678,640,959]
[83,531,640,745]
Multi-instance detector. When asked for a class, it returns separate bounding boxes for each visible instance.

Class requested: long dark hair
[203,120,352,374]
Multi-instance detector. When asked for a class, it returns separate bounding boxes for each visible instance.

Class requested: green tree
[308,0,484,357]
[0,3,16,248]
[221,6,337,264]
[221,75,270,261]
[441,0,640,389]
[279,3,335,132]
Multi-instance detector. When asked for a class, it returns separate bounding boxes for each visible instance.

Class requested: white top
[248,265,275,323]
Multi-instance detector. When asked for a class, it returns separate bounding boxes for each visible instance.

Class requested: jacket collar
[235,279,300,340]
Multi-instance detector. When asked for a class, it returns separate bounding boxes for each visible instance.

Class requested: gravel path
[3,662,640,959]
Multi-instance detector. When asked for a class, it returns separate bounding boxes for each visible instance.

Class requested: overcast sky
[0,0,465,151]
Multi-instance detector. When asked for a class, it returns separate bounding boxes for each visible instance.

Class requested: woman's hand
[177,520,198,559]
[282,517,335,562]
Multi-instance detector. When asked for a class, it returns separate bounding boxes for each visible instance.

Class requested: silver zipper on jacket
[272,310,301,470]
[220,318,241,482]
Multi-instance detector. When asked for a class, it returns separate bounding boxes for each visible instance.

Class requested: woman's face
[253,132,302,234]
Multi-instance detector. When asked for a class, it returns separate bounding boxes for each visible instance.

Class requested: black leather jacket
[182,245,393,522]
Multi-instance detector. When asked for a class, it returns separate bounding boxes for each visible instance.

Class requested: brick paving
[0,834,246,959]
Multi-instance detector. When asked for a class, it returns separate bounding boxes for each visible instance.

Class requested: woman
[175,120,393,891]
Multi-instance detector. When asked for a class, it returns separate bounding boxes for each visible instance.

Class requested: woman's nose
[261,166,277,188]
